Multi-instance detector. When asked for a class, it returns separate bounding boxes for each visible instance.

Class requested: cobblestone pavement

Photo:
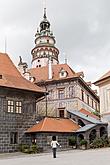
[0,148,110,165]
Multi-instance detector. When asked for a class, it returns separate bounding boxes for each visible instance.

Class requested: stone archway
[89,129,96,143]
[77,134,84,147]
[100,127,107,138]
[78,134,84,141]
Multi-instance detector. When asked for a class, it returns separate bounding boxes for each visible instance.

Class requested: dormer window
[59,68,68,78]
[60,71,64,77]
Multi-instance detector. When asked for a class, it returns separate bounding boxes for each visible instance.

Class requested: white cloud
[0,0,110,83]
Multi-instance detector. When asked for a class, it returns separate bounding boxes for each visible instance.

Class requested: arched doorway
[100,127,107,138]
[78,134,84,142]
[89,129,96,143]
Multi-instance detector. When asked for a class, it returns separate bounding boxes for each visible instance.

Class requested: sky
[0,0,110,83]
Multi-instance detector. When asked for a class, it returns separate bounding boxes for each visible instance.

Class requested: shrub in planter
[80,139,87,146]
[68,136,76,148]
[80,139,87,149]
[29,144,38,153]
[19,144,30,153]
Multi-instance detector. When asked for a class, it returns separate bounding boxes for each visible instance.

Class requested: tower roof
[40,8,50,32]
[31,8,59,67]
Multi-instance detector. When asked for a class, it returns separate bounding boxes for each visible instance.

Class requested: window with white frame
[48,89,53,100]
[7,100,14,113]
[58,89,65,99]
[92,99,94,108]
[16,101,22,113]
[87,95,90,105]
[81,90,84,101]
[69,86,75,98]
[7,100,22,113]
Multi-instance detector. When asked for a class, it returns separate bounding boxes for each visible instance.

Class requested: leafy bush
[19,144,38,154]
[92,111,100,118]
[19,144,30,153]
[68,136,76,147]
[80,139,87,146]
[90,138,103,148]
[90,136,108,149]
[29,144,38,153]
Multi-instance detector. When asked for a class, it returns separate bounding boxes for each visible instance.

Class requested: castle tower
[31,8,59,68]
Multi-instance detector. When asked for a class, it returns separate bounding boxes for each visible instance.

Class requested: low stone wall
[25,132,74,151]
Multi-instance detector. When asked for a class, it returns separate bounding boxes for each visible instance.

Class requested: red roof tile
[28,64,77,83]
[26,117,80,133]
[94,70,110,84]
[80,108,99,120]
[0,53,44,93]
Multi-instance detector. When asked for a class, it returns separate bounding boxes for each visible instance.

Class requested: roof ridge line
[40,117,47,131]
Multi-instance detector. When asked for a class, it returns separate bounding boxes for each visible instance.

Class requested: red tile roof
[26,117,80,133]
[94,70,110,85]
[80,108,99,120]
[0,53,44,93]
[28,64,78,83]
[98,71,110,81]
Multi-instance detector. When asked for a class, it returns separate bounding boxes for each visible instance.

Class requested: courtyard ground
[0,148,110,165]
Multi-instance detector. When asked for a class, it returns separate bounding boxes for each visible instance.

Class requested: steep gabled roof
[28,64,99,101]
[94,70,110,85]
[28,64,77,83]
[26,117,80,133]
[0,53,44,94]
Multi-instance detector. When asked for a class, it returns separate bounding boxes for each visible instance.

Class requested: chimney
[48,56,52,79]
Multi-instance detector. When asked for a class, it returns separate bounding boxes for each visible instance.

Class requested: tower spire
[44,7,47,19]
[31,3,59,68]
[43,0,47,18]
